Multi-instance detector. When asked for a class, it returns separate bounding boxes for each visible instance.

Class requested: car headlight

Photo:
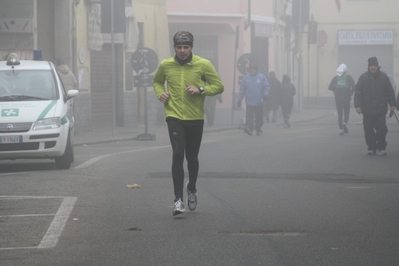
[33,117,61,130]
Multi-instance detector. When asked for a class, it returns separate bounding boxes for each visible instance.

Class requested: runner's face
[174,45,192,60]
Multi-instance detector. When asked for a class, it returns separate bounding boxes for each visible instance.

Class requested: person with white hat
[328,63,356,135]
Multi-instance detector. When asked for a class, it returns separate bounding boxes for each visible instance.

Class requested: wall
[303,0,399,105]
[131,0,171,126]
[0,0,34,58]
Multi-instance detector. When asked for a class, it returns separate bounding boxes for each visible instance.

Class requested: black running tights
[335,98,351,129]
[167,119,203,200]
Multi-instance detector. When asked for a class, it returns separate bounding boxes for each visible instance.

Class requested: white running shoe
[173,198,186,216]
[186,181,197,211]
[376,150,387,156]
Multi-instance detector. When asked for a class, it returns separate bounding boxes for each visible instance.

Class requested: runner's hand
[159,91,170,104]
[185,85,201,95]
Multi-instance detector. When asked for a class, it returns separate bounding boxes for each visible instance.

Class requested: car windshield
[0,70,58,101]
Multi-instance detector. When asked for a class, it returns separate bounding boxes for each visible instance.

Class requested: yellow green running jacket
[153,54,224,121]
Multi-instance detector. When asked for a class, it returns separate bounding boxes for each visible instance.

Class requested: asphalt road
[1,113,399,266]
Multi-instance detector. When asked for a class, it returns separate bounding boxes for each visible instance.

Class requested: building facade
[0,0,170,132]
[303,0,399,106]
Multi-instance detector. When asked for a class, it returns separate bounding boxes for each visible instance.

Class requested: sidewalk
[73,107,336,146]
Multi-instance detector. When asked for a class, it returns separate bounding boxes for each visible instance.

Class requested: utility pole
[298,0,302,111]
[245,0,251,29]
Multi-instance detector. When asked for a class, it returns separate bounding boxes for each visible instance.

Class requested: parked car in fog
[0,53,79,169]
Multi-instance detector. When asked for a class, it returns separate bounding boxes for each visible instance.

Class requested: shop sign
[338,30,393,45]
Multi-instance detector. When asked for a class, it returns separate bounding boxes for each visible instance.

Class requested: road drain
[217,231,307,236]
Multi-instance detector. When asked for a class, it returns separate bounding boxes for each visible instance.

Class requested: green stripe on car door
[37,100,57,120]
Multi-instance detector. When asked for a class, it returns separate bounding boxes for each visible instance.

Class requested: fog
[0,0,397,129]
[1,1,399,265]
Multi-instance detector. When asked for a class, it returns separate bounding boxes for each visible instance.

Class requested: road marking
[218,231,307,236]
[74,141,215,169]
[0,247,37,250]
[0,196,66,199]
[0,214,55,218]
[0,172,28,176]
[74,145,170,169]
[0,196,77,250]
[38,197,77,249]
[0,142,217,171]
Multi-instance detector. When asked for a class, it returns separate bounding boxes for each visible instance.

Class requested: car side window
[27,72,56,99]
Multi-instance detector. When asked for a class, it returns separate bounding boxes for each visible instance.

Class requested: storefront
[338,30,394,82]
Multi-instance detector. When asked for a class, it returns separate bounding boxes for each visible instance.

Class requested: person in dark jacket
[354,57,396,155]
[279,75,296,128]
[264,71,281,123]
[237,63,270,135]
[56,58,77,91]
[328,64,356,135]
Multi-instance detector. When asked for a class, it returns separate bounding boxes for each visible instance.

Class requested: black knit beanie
[368,57,379,67]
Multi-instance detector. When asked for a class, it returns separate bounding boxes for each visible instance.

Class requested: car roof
[0,60,53,71]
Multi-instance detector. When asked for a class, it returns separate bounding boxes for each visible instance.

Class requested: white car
[0,53,79,169]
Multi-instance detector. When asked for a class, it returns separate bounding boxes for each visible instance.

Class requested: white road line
[0,214,55,218]
[0,247,38,251]
[74,144,172,169]
[0,172,27,176]
[0,196,66,199]
[38,197,77,249]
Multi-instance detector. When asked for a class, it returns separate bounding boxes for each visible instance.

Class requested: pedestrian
[153,30,224,215]
[328,64,356,135]
[279,74,296,128]
[237,63,270,135]
[264,71,281,123]
[381,67,395,96]
[56,58,77,91]
[204,94,222,127]
[354,57,396,155]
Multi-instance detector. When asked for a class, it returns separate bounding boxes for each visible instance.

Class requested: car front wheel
[55,133,74,169]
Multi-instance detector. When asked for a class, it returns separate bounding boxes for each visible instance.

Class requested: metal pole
[246,0,251,29]
[111,0,116,137]
[144,85,148,134]
[317,45,320,105]
[231,26,239,126]
[298,0,302,112]
[307,43,310,106]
